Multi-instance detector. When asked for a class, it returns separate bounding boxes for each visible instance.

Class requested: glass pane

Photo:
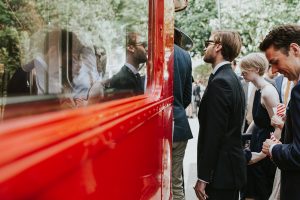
[0,0,149,120]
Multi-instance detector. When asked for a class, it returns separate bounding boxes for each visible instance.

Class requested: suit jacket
[173,45,193,142]
[197,64,247,189]
[272,81,300,200]
[109,65,144,95]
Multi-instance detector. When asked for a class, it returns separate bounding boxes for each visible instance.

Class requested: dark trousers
[206,186,239,200]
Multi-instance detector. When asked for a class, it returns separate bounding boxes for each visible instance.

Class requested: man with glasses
[194,31,246,200]
[106,31,147,95]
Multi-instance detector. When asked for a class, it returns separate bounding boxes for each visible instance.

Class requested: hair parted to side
[126,32,140,46]
[240,52,269,76]
[259,24,300,55]
[212,30,242,62]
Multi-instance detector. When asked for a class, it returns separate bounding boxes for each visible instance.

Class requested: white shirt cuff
[198,178,209,184]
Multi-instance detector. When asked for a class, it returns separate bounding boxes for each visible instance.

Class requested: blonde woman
[240,53,281,200]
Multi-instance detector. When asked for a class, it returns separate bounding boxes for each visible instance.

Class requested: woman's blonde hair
[240,52,269,76]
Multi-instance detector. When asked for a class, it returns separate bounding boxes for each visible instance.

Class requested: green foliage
[32,0,147,48]
[0,0,29,94]
[0,27,21,75]
[193,63,212,85]
[175,0,217,56]
[1,0,300,86]
[0,1,14,27]
[219,0,300,55]
[176,0,300,57]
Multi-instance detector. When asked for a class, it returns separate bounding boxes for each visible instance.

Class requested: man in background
[172,27,193,200]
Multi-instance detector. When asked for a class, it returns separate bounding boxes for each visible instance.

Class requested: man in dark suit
[172,28,193,200]
[107,32,147,95]
[194,30,246,200]
[261,24,300,200]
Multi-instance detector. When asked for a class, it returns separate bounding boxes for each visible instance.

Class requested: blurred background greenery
[175,0,300,82]
[1,0,300,88]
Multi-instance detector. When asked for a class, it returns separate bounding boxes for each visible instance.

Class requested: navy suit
[197,64,247,195]
[173,44,192,142]
[171,44,192,199]
[272,81,300,200]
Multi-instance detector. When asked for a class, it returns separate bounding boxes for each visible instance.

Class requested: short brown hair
[259,24,300,55]
[212,30,242,62]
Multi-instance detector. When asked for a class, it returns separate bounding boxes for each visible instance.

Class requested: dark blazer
[197,64,247,189]
[173,45,193,142]
[108,65,144,95]
[272,81,300,200]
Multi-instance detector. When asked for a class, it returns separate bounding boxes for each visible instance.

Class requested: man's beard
[137,54,148,64]
[203,54,214,63]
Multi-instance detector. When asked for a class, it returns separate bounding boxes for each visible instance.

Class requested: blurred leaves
[175,0,217,56]
[176,0,300,57]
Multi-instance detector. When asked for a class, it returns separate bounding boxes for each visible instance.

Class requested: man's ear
[127,45,135,53]
[215,43,222,52]
[290,43,300,56]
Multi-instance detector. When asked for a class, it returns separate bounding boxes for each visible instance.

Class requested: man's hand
[194,180,208,200]
[271,115,285,129]
[262,139,281,156]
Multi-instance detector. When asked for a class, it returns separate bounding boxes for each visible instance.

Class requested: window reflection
[103,31,147,95]
[0,0,148,120]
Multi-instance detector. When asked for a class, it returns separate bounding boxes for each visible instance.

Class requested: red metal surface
[0,0,175,199]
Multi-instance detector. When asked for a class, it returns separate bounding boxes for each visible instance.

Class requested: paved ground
[184,117,199,200]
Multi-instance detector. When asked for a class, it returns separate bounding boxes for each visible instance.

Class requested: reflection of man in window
[107,32,147,95]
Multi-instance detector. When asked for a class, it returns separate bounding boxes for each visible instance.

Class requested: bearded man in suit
[194,30,246,200]
[107,32,147,95]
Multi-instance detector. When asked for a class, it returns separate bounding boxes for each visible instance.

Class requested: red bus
[0,0,188,199]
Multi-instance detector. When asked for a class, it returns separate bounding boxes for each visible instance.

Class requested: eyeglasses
[204,40,218,48]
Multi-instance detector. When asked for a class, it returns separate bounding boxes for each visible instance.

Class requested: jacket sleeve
[183,52,192,109]
[197,78,232,181]
[272,84,300,170]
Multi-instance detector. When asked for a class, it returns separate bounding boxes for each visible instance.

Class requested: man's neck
[125,62,139,74]
[126,57,139,69]
[212,57,226,69]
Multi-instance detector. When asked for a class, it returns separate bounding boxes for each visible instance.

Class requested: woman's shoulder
[261,83,278,98]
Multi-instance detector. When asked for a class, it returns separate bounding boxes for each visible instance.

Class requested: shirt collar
[212,61,231,74]
[125,63,139,74]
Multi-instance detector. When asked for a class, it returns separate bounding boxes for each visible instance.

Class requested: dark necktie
[135,73,143,92]
[208,73,214,84]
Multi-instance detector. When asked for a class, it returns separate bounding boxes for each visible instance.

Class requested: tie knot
[136,73,141,80]
[208,73,214,83]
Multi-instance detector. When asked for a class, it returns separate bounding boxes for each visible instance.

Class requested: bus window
[0,0,149,120]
